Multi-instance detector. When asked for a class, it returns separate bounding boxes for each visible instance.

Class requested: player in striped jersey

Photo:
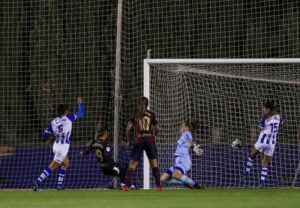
[243,100,284,188]
[33,96,84,191]
[160,120,204,189]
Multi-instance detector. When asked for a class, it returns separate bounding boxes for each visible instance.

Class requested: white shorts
[53,143,70,164]
[254,142,276,157]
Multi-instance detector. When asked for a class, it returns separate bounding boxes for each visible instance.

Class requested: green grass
[0,189,299,208]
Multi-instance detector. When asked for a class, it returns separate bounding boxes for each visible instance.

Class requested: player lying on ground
[124,97,162,191]
[79,121,136,189]
[33,96,84,191]
[160,120,204,189]
[243,100,284,188]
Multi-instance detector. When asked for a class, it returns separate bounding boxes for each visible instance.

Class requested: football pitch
[0,188,299,208]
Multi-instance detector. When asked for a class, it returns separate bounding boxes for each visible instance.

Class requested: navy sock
[152,167,161,187]
[126,168,134,187]
[260,166,268,184]
[37,167,52,184]
[57,168,66,188]
[244,156,255,176]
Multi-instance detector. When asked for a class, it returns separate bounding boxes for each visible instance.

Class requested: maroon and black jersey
[128,110,158,141]
[81,137,128,181]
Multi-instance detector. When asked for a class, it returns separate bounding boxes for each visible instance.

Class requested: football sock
[126,168,134,187]
[152,167,161,187]
[57,168,66,188]
[179,175,196,187]
[260,166,268,184]
[244,156,255,176]
[37,167,52,184]
[120,173,126,185]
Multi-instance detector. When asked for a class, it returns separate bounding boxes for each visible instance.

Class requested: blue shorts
[166,156,191,175]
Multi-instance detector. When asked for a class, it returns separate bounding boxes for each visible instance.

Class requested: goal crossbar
[144,58,300,64]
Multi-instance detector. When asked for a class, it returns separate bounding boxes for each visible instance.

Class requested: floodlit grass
[0,188,299,208]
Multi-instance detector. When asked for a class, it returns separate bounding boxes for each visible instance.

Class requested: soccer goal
[143,58,300,189]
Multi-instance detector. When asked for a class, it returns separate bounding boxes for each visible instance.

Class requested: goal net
[0,0,118,189]
[144,59,300,188]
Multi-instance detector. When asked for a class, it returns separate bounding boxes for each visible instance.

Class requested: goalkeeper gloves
[192,144,203,156]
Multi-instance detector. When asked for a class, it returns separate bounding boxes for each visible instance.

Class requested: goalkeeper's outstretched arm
[185,141,203,156]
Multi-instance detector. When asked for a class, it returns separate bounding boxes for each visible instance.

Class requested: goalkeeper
[160,120,204,189]
[79,121,132,189]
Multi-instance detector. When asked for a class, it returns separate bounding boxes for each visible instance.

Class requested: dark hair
[184,120,197,131]
[134,97,149,120]
[263,100,276,111]
[96,121,107,133]
[57,104,69,116]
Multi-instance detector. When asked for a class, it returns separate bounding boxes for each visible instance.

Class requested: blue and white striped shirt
[257,114,284,145]
[43,103,84,144]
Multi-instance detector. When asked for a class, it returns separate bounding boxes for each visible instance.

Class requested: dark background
[0,0,299,145]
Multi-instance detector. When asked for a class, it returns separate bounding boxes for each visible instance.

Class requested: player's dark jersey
[81,135,128,182]
[128,110,158,142]
[82,138,115,170]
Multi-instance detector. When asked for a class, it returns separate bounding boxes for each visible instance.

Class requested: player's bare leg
[160,172,171,183]
[61,156,70,169]
[250,148,260,158]
[161,171,185,185]
[259,154,271,188]
[49,160,61,171]
[172,169,204,189]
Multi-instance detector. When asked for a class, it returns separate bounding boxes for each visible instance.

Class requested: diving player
[79,121,134,189]
[160,120,204,189]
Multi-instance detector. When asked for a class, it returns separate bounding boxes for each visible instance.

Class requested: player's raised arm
[188,142,203,156]
[67,96,85,122]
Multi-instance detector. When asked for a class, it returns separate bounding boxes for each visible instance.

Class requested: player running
[243,100,284,188]
[160,120,204,189]
[79,121,135,189]
[123,97,162,191]
[33,96,84,191]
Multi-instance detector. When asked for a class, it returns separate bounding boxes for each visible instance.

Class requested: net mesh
[0,0,118,189]
[149,62,300,187]
[1,0,300,189]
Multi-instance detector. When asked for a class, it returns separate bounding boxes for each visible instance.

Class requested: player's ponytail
[134,97,148,120]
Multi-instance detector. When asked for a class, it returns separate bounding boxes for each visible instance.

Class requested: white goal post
[143,58,300,189]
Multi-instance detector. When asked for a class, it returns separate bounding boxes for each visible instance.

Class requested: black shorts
[131,138,158,161]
